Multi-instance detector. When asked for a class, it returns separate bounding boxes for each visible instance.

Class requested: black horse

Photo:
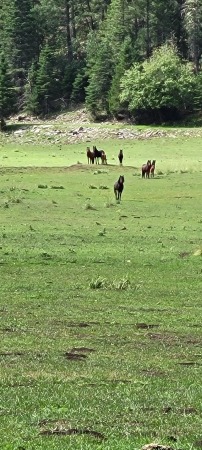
[142,160,151,178]
[118,150,123,166]
[114,175,125,201]
[93,146,104,164]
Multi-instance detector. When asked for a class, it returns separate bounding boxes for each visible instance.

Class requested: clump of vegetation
[193,248,202,256]
[51,185,64,189]
[84,202,96,210]
[11,198,22,204]
[89,184,97,189]
[90,277,107,289]
[112,277,131,290]
[93,170,108,175]
[99,185,109,190]
[38,184,48,189]
[90,276,131,290]
[105,201,116,208]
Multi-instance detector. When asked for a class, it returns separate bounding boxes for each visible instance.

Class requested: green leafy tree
[120,43,200,122]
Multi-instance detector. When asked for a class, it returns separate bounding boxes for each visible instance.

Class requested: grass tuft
[111,276,131,290]
[89,277,107,289]
[38,184,48,189]
[84,202,97,210]
[105,201,116,208]
[99,185,109,189]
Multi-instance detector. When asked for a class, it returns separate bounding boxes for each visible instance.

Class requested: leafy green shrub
[120,43,202,123]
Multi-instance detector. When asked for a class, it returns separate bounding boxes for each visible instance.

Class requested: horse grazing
[142,160,152,178]
[101,151,107,164]
[114,175,125,201]
[118,149,123,166]
[150,160,156,177]
[93,146,104,164]
[86,147,94,164]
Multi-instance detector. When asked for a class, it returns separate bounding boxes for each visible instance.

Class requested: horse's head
[119,175,124,184]
[152,160,156,166]
[86,146,90,152]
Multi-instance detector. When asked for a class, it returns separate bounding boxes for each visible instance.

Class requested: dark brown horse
[114,175,125,201]
[150,160,156,177]
[86,147,95,164]
[93,146,104,164]
[142,160,151,178]
[118,150,123,166]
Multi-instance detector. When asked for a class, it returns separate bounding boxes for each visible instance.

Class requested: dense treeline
[1,0,202,126]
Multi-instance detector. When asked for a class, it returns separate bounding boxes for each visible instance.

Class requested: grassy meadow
[0,124,202,450]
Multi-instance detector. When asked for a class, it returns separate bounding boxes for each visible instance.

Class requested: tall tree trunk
[146,0,151,57]
[64,0,73,61]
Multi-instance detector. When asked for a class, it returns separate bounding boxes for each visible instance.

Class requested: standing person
[118,149,123,166]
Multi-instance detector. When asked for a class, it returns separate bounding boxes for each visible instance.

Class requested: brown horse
[86,147,95,164]
[150,160,156,177]
[101,152,107,164]
[114,175,125,201]
[142,160,151,178]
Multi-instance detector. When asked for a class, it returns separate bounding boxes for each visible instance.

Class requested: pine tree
[0,53,16,129]
[86,37,113,117]
[33,44,55,115]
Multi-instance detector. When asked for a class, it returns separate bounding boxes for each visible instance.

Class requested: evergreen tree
[0,52,16,129]
[182,0,202,72]
[108,37,135,116]
[86,36,113,117]
[30,44,55,115]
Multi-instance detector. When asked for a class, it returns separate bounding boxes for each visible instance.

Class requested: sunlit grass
[0,128,201,449]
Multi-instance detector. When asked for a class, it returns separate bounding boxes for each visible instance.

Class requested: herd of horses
[86,147,156,202]
[86,146,107,165]
[142,159,156,178]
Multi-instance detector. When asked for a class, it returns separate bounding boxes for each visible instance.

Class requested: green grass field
[0,126,202,450]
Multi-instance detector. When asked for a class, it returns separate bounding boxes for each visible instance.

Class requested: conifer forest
[1,0,202,125]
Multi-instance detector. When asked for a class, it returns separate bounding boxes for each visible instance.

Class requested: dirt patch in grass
[0,351,24,357]
[147,332,202,347]
[136,323,160,329]
[179,251,190,258]
[162,406,197,414]
[194,439,202,448]
[141,369,166,377]
[177,361,202,366]
[66,322,91,328]
[70,347,95,353]
[39,426,105,440]
[64,352,87,361]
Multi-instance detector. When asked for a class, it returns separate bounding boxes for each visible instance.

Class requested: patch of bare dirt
[141,369,166,377]
[39,426,105,440]
[136,323,160,329]
[142,444,174,450]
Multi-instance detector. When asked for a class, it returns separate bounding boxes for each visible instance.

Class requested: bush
[120,43,202,123]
